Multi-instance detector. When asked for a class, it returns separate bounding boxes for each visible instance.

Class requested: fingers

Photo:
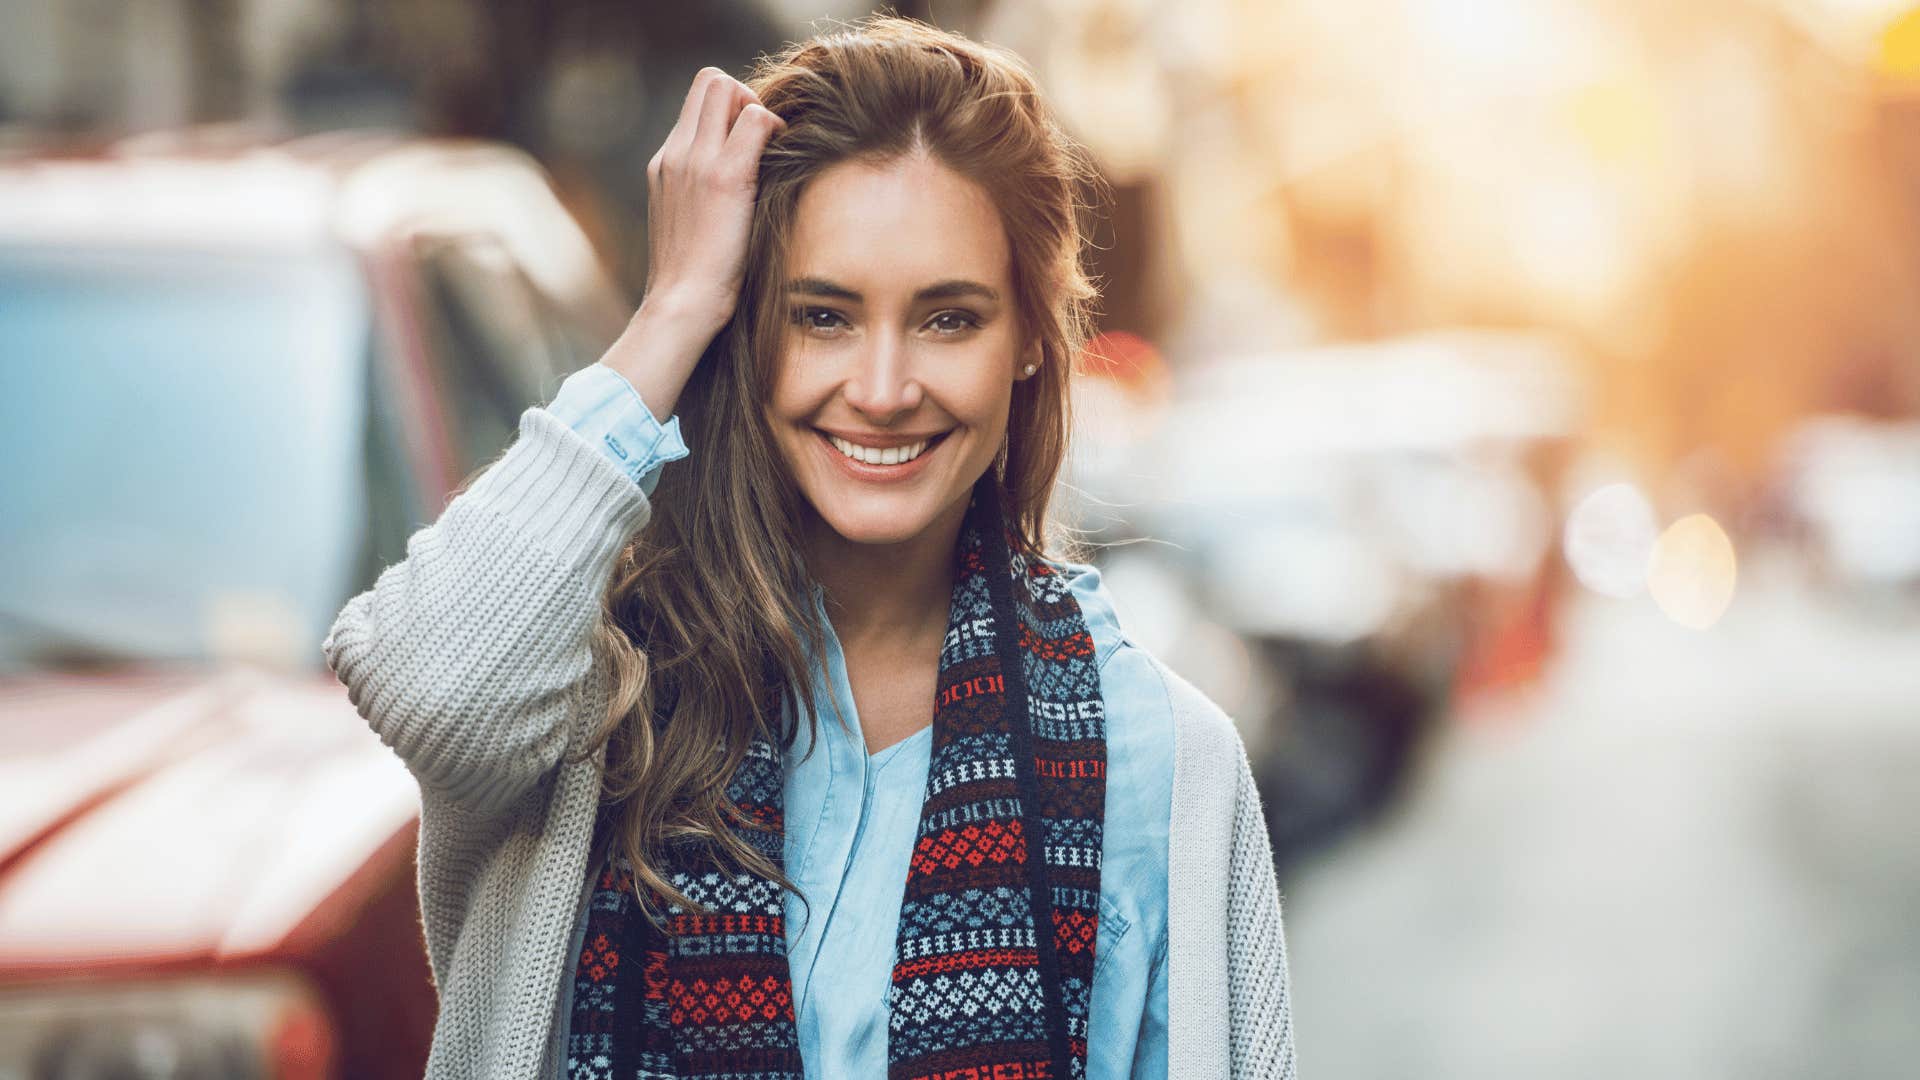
[693,73,748,160]
[651,67,781,207]
[721,102,784,171]
[659,67,724,179]
[660,69,778,182]
[673,67,724,146]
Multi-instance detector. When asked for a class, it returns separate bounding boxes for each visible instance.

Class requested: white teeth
[827,435,931,466]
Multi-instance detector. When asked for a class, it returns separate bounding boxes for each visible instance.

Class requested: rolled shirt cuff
[542,362,690,497]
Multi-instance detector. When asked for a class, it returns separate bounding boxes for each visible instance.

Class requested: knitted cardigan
[321,404,1298,1078]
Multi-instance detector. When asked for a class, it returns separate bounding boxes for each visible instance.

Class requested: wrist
[631,285,733,346]
[600,325,701,425]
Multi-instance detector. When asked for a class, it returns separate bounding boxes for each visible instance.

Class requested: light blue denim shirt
[544,362,1171,1078]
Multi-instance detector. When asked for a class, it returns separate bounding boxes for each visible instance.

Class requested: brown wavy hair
[573,13,1102,926]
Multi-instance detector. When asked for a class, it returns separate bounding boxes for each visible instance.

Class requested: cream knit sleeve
[321,405,655,815]
[1227,741,1298,1078]
[1162,654,1300,1079]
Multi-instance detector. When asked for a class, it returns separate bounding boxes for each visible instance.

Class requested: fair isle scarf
[567,477,1108,1080]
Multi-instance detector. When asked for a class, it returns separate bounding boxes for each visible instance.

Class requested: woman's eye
[926,310,981,335]
[793,307,848,334]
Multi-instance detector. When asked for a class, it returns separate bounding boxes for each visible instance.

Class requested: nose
[840,327,923,424]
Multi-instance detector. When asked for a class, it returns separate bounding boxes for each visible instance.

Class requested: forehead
[786,153,1010,292]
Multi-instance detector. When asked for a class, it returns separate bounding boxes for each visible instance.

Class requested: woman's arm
[322,66,783,817]
[1226,742,1297,1077]
[321,400,659,815]
[1162,656,1298,1078]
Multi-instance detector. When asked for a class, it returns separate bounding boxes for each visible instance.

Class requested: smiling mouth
[818,430,950,467]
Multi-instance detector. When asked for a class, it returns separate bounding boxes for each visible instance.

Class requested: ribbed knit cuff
[460,405,658,570]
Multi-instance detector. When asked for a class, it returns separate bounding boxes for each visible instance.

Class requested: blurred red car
[0,131,630,1078]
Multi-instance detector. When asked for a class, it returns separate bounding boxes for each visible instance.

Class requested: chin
[808,488,954,548]
[818,517,933,548]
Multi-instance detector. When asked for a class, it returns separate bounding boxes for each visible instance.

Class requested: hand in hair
[604,67,784,421]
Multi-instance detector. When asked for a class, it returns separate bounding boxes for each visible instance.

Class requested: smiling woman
[322,13,1294,1080]
[587,13,1100,958]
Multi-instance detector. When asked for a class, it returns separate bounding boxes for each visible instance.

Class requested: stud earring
[1022,363,1038,376]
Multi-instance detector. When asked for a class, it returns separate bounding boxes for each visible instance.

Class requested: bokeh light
[1562,481,1659,597]
[1648,512,1739,629]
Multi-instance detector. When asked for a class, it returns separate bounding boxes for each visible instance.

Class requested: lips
[825,433,932,465]
[814,429,950,480]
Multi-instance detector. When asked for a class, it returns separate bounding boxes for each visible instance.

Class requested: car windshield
[0,244,373,674]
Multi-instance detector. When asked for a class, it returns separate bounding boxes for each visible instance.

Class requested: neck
[803,495,970,653]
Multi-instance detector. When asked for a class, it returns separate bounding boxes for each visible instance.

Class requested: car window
[0,244,375,673]
[414,233,572,474]
[354,335,428,594]
[526,276,625,377]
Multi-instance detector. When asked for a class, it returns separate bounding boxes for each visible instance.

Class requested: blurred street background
[4,0,1920,1076]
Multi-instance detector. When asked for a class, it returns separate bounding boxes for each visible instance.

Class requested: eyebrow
[787,276,1000,304]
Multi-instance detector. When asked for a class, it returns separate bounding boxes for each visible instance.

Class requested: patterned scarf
[567,477,1108,1080]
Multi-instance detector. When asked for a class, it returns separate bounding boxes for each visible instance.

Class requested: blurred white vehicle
[1066,330,1584,875]
[1776,415,1920,601]
[0,129,629,1078]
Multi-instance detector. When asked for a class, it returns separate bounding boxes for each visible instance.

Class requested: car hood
[0,666,417,974]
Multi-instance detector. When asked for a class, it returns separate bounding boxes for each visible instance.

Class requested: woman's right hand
[604,67,785,421]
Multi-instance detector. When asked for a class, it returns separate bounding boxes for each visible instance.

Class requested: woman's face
[765,152,1034,550]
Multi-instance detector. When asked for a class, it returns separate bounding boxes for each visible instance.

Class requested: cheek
[766,349,825,423]
[944,360,1017,430]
